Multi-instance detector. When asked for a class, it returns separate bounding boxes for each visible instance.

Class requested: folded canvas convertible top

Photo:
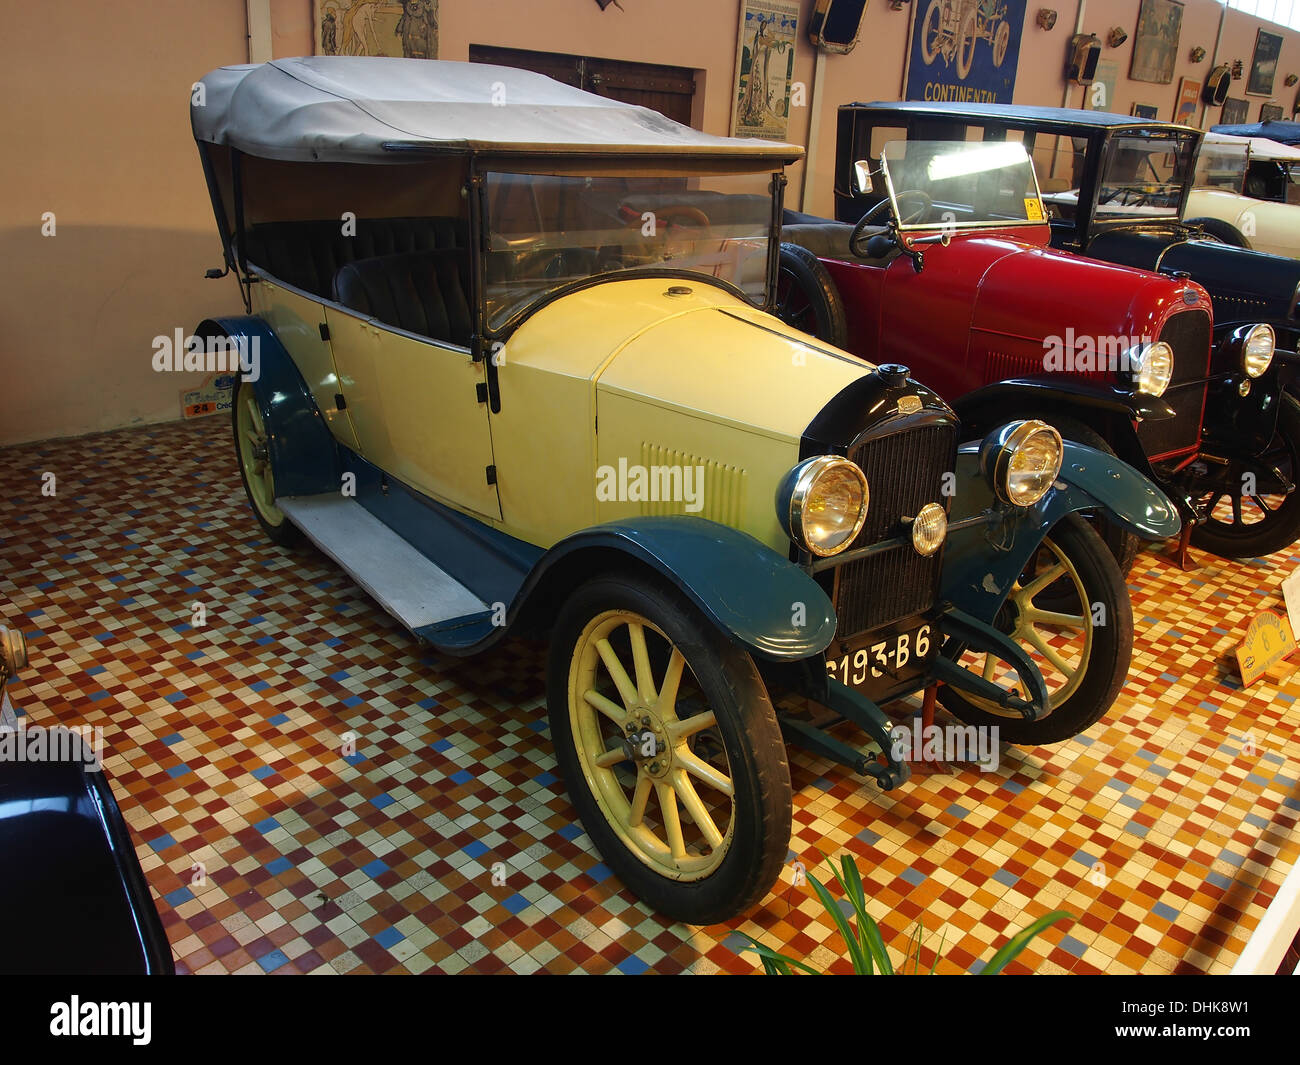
[191,56,803,164]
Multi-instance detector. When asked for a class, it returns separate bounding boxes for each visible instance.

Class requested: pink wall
[6,0,1300,445]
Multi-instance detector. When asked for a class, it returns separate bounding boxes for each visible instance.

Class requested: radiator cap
[875,363,910,386]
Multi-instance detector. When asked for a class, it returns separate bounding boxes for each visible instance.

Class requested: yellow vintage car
[189,58,1178,923]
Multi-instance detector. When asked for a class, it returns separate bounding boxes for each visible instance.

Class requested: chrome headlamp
[979,420,1063,507]
[1127,340,1173,397]
[776,456,869,557]
[0,625,27,682]
[1239,323,1275,378]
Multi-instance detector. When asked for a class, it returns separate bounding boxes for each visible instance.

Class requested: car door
[324,308,502,521]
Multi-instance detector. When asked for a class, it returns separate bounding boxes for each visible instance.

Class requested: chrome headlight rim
[1127,340,1173,397]
[981,419,1064,508]
[0,625,27,681]
[781,455,870,558]
[1241,323,1275,378]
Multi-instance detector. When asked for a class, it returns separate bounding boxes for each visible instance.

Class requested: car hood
[587,281,873,443]
[1087,226,1300,325]
[965,237,1198,343]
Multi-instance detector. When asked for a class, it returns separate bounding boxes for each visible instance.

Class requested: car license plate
[825,619,935,701]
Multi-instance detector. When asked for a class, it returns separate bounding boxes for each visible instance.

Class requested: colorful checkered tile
[1,416,1297,974]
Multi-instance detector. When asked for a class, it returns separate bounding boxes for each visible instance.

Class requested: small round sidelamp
[911,502,948,557]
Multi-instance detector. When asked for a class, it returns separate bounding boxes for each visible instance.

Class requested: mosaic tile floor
[1,416,1297,975]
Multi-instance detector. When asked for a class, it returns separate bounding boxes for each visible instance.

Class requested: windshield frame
[879,139,1048,234]
[1090,128,1199,226]
[474,154,786,339]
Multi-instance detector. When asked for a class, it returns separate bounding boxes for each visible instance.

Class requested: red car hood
[966,236,1209,346]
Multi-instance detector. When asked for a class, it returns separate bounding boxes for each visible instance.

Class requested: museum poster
[731,0,800,140]
[315,1,439,59]
[905,0,1027,104]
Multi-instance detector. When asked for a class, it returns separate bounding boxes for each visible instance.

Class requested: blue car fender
[195,315,340,498]
[942,440,1181,620]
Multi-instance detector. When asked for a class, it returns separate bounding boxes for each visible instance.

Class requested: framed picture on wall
[1221,97,1249,124]
[1131,102,1160,119]
[731,0,800,140]
[1084,59,1120,112]
[1248,29,1283,96]
[1261,102,1285,121]
[1173,77,1200,124]
[1130,0,1183,85]
[314,1,439,59]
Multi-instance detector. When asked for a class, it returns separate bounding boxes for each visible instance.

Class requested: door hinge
[334,393,347,410]
[476,382,488,403]
[485,465,498,486]
[319,322,330,341]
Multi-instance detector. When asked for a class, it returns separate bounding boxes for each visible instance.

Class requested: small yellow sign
[1236,610,1298,687]
[1024,197,1044,222]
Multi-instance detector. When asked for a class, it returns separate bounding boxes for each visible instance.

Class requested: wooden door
[469,45,697,127]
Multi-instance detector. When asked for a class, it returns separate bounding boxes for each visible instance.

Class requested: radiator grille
[1136,309,1211,459]
[832,419,957,637]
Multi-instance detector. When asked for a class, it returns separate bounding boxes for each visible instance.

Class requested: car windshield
[1095,132,1197,219]
[1195,138,1249,192]
[483,168,776,330]
[879,140,1044,231]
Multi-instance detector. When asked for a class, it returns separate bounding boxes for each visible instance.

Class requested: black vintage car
[0,624,174,975]
[820,101,1300,561]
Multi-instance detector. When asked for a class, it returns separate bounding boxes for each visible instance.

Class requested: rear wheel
[957,7,978,79]
[1189,393,1300,558]
[775,243,848,349]
[233,378,300,546]
[940,515,1132,745]
[921,0,944,64]
[547,574,791,925]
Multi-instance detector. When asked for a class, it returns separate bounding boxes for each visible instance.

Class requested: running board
[277,494,488,635]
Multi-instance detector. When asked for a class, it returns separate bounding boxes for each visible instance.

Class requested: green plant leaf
[733,933,821,976]
[980,910,1073,975]
[808,871,872,974]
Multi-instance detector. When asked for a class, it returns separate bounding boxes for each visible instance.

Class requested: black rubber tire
[232,378,301,547]
[1186,217,1251,249]
[1190,392,1300,559]
[1018,414,1141,577]
[939,514,1133,745]
[547,573,791,925]
[775,242,849,349]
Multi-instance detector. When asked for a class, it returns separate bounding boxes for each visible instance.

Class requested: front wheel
[939,514,1133,745]
[992,20,1009,66]
[1189,393,1300,559]
[233,378,300,546]
[921,0,945,64]
[547,574,792,925]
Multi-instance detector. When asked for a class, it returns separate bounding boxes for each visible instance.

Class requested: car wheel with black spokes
[547,574,791,925]
[1190,393,1300,559]
[939,514,1132,744]
[776,243,848,348]
[233,378,300,546]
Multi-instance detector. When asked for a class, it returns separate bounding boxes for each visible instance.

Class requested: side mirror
[853,160,873,195]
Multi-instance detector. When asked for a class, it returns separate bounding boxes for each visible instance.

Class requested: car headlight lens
[911,502,948,557]
[980,420,1064,507]
[778,456,869,557]
[1130,340,1173,397]
[1242,323,1275,378]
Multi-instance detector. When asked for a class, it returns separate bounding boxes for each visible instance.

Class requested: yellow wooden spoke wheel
[232,379,299,546]
[548,575,791,924]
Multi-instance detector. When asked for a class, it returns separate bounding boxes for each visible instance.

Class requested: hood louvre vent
[638,443,747,526]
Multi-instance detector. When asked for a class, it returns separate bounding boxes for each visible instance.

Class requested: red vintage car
[778,135,1270,568]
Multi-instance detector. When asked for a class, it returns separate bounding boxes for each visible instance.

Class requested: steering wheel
[850,190,933,258]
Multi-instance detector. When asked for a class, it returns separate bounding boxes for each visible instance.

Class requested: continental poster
[905,0,1026,105]
[731,0,800,140]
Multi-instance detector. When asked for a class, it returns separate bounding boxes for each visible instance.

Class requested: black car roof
[844,100,1192,136]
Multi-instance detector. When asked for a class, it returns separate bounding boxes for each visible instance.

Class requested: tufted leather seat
[240,216,467,298]
[332,249,473,347]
